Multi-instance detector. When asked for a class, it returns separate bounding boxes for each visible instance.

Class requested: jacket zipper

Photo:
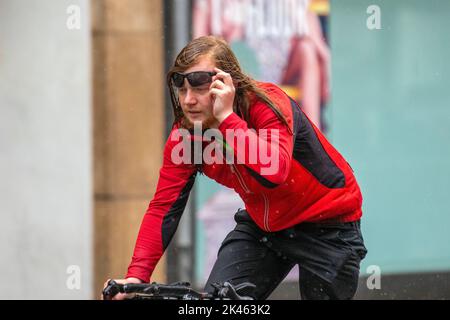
[230,165,270,231]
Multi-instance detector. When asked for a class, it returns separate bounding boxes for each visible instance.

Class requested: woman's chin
[184,116,217,129]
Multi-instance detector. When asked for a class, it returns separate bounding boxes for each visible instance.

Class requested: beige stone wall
[92,0,166,296]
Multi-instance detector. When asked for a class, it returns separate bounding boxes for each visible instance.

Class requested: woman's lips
[188,111,202,117]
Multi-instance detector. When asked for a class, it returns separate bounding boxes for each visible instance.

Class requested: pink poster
[193,0,330,284]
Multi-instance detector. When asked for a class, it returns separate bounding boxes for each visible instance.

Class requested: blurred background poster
[192,0,330,286]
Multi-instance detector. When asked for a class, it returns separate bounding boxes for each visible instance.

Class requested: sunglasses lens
[172,71,216,88]
[188,72,213,87]
[172,73,185,88]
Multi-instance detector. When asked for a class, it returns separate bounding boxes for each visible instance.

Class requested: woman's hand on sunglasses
[210,67,235,124]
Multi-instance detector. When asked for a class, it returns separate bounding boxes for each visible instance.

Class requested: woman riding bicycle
[104,36,367,300]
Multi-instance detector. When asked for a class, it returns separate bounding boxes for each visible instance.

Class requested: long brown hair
[167,36,292,134]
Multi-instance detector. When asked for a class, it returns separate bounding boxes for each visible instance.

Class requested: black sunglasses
[172,71,216,88]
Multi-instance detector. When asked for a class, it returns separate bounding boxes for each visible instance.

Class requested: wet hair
[166,36,292,134]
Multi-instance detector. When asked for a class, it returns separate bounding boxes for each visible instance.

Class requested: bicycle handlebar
[102,280,256,300]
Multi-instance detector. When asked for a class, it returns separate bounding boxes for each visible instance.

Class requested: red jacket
[126,82,363,282]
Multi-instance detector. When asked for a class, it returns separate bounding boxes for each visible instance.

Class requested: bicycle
[102,280,256,300]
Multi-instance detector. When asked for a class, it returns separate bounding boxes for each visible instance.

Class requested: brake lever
[216,282,255,300]
[233,282,257,298]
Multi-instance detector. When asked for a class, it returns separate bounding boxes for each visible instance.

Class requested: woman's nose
[184,89,197,105]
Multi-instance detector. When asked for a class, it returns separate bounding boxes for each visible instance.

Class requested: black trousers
[204,209,368,300]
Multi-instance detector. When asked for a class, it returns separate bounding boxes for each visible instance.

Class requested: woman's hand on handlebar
[102,277,143,300]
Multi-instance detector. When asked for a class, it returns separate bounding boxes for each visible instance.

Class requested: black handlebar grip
[102,280,120,300]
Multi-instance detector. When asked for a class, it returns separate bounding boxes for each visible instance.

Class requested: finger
[210,88,223,96]
[113,293,130,301]
[211,78,235,96]
[103,278,111,288]
[213,68,233,86]
[213,73,232,86]
[210,79,225,90]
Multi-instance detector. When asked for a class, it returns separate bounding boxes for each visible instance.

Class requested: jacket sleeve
[126,129,197,282]
[218,84,294,186]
